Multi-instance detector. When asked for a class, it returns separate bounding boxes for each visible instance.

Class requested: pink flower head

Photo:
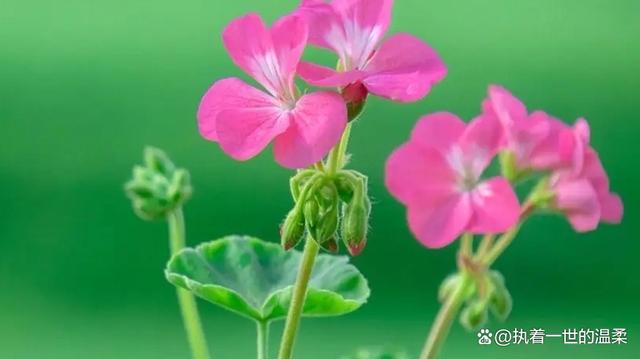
[296,0,447,103]
[197,13,347,169]
[482,85,577,172]
[385,113,521,248]
[550,120,623,232]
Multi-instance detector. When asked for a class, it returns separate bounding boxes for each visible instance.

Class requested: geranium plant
[123,1,623,358]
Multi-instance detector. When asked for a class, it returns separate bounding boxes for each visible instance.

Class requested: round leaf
[165,235,370,322]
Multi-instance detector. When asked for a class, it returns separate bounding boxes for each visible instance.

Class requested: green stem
[475,234,494,260]
[480,224,521,266]
[327,123,352,175]
[278,238,320,359]
[257,321,269,359]
[420,272,472,359]
[168,208,212,359]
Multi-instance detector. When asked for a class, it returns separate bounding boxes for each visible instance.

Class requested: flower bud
[313,203,339,245]
[341,177,370,256]
[124,147,191,221]
[438,273,461,303]
[488,271,512,321]
[319,236,339,254]
[281,208,306,250]
[460,299,489,331]
[342,82,368,122]
[144,146,176,177]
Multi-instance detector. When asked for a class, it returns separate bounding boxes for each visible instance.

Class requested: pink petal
[297,61,365,87]
[333,0,393,36]
[222,13,304,98]
[385,143,456,206]
[483,85,528,129]
[407,194,472,248]
[363,33,447,102]
[554,178,600,232]
[215,83,289,160]
[467,177,521,233]
[197,78,277,141]
[600,192,623,224]
[270,14,309,87]
[409,112,465,152]
[458,114,504,172]
[273,91,347,168]
[296,0,342,50]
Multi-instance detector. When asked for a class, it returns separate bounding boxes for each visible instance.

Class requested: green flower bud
[320,236,339,254]
[124,147,192,221]
[499,150,518,183]
[281,208,306,250]
[460,299,489,331]
[303,199,320,230]
[144,146,176,177]
[438,273,461,303]
[341,177,370,256]
[488,271,513,321]
[313,203,339,244]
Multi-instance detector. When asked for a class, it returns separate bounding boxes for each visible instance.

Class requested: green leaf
[165,235,370,322]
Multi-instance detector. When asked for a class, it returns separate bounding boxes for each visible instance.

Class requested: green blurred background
[2,0,638,357]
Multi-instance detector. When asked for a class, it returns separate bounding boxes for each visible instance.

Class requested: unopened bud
[488,271,512,321]
[341,181,370,256]
[281,208,306,250]
[438,273,461,303]
[319,236,339,253]
[124,147,191,221]
[342,82,368,122]
[460,299,489,331]
[144,146,176,177]
[313,204,339,244]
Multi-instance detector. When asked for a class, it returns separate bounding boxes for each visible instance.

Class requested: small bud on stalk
[281,208,306,250]
[342,82,368,122]
[341,175,371,256]
[460,299,489,330]
[125,147,192,221]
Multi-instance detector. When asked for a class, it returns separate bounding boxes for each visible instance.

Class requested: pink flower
[197,13,347,169]
[385,113,520,248]
[482,85,575,172]
[550,120,623,232]
[295,0,447,102]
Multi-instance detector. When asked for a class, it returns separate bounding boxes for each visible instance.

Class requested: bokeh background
[2,0,638,358]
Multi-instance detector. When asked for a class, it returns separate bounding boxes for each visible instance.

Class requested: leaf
[165,235,370,322]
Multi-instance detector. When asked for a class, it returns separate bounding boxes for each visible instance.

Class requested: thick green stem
[257,321,269,359]
[278,238,320,359]
[327,123,352,175]
[420,272,472,359]
[168,208,211,359]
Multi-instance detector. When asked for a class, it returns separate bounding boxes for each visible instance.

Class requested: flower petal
[483,85,528,129]
[297,0,343,50]
[297,61,365,87]
[600,192,623,224]
[222,13,305,98]
[554,178,600,232]
[197,78,277,142]
[467,177,520,233]
[363,33,447,102]
[385,143,456,206]
[407,194,472,248]
[333,0,393,37]
[273,91,347,168]
[216,98,289,162]
[458,114,504,172]
[409,112,465,152]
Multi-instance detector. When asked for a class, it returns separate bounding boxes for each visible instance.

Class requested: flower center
[325,20,382,71]
[446,145,487,192]
[250,51,296,104]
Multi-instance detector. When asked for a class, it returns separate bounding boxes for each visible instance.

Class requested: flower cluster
[386,85,623,248]
[197,0,446,169]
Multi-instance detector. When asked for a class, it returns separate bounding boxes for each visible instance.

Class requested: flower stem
[278,238,320,359]
[257,321,269,359]
[420,272,472,359]
[168,208,211,359]
[327,123,352,175]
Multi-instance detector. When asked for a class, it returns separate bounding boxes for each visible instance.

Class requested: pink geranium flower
[385,113,520,248]
[550,120,623,232]
[483,85,575,172]
[197,13,347,169]
[296,0,447,102]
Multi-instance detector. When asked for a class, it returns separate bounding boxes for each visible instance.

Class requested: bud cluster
[124,147,193,220]
[438,270,512,331]
[281,169,371,256]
